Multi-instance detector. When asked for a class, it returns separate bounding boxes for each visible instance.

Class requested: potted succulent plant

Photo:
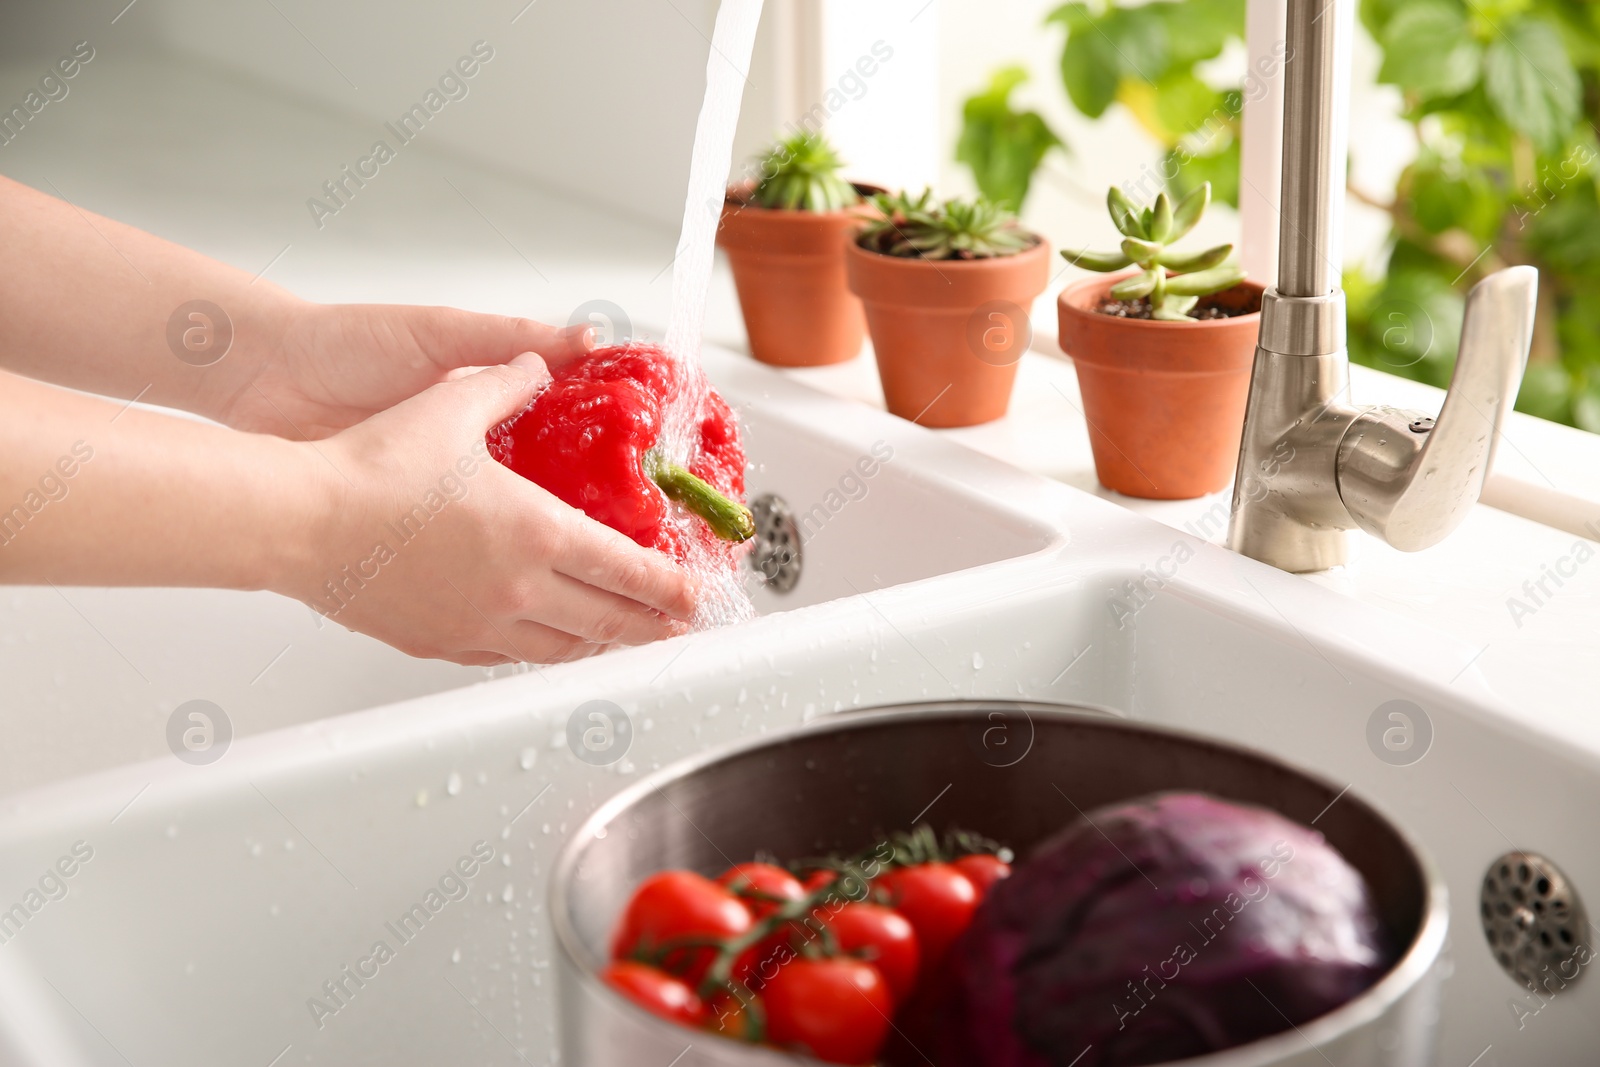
[718,131,877,368]
[847,190,1050,427]
[1057,183,1265,499]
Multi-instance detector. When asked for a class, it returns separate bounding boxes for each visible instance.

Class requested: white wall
[0,0,814,232]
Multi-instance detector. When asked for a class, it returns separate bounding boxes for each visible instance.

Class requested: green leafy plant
[1347,0,1600,430]
[1053,0,1249,207]
[857,189,1035,260]
[956,66,1066,210]
[960,0,1600,432]
[1065,182,1244,319]
[750,130,859,212]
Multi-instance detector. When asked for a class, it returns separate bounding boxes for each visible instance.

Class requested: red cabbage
[943,792,1392,1067]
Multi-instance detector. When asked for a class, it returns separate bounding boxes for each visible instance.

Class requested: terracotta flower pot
[716,184,876,367]
[1057,273,1266,500]
[846,238,1051,428]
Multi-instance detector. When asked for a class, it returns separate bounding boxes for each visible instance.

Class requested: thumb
[424,351,552,430]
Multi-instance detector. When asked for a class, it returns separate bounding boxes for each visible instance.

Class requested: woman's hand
[290,352,697,665]
[0,176,595,438]
[224,302,595,439]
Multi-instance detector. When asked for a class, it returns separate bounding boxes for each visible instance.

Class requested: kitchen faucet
[1226,0,1538,572]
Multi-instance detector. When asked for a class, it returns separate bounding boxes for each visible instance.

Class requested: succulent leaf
[1107,187,1144,239]
[1159,243,1233,272]
[1163,265,1246,297]
[1148,193,1174,243]
[1111,270,1160,300]
[1120,236,1163,265]
[1153,295,1199,321]
[1168,182,1211,243]
[1061,248,1134,272]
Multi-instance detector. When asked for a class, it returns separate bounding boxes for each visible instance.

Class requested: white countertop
[790,352,1600,718]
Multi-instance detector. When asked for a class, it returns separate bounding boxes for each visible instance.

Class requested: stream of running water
[661,0,765,629]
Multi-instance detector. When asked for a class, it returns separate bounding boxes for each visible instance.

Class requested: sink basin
[0,346,1060,799]
[1,354,1595,1067]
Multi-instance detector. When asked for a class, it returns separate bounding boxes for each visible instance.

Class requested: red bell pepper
[487,344,754,563]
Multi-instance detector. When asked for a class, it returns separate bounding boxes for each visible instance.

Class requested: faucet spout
[1225,0,1537,572]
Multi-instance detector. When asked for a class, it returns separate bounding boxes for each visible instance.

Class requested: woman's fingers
[480,619,608,665]
[537,573,686,645]
[552,513,698,621]
[416,307,595,373]
[447,650,517,668]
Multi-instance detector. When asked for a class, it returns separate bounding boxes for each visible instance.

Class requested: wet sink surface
[0,345,1060,799]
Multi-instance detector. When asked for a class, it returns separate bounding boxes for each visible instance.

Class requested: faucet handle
[1336,266,1538,552]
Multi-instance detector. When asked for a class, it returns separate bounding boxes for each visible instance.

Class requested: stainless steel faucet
[1226,0,1538,572]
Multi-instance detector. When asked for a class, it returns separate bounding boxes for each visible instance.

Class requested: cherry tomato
[733,925,800,990]
[611,870,753,982]
[803,867,872,902]
[717,862,805,916]
[876,863,978,967]
[825,902,920,1004]
[713,864,808,987]
[704,989,762,1042]
[953,853,1012,897]
[763,958,893,1065]
[601,961,708,1028]
[803,869,837,893]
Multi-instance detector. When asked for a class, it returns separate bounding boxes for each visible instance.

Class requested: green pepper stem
[649,459,755,543]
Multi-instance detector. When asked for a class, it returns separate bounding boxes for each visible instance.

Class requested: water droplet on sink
[446,773,462,797]
[502,885,515,903]
[476,771,488,786]
[972,652,985,670]
[284,838,295,851]
[416,789,429,807]
[520,747,537,770]
[249,841,263,857]
[502,853,511,866]
[452,948,461,964]
[595,825,608,839]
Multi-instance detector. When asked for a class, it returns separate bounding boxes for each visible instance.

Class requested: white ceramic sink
[1,349,1597,1067]
[0,346,1059,800]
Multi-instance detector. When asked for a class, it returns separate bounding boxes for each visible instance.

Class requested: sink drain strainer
[748,493,802,593]
[1481,851,1589,991]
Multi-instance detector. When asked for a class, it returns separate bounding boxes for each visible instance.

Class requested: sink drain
[747,493,802,593]
[1481,851,1589,991]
